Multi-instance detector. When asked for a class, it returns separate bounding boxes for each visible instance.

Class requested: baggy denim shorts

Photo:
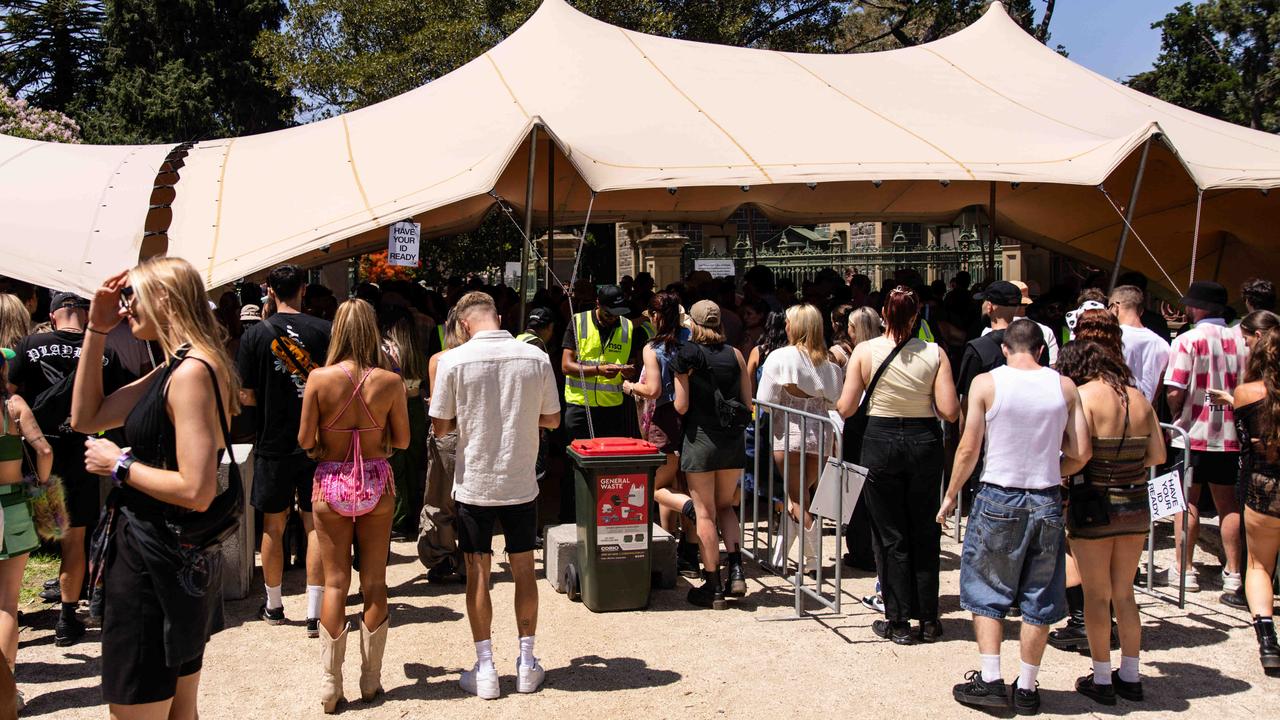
[959,483,1067,626]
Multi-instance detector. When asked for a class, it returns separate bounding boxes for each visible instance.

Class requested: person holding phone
[559,285,647,520]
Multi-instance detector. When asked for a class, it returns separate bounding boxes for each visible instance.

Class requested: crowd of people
[0,256,1276,716]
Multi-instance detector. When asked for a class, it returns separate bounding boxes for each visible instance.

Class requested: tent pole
[519,124,539,325]
[1108,137,1153,291]
[546,144,555,289]
[987,182,997,280]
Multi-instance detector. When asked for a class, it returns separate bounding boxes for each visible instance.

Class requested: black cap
[526,307,555,328]
[596,285,630,317]
[974,281,1022,308]
[50,292,89,312]
[1181,281,1228,316]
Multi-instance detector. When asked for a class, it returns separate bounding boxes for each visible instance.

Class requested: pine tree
[88,0,294,144]
[0,1,105,116]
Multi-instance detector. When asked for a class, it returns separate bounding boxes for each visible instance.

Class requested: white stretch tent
[3,0,1280,296]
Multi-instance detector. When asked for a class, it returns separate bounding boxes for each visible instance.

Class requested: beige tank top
[865,335,941,418]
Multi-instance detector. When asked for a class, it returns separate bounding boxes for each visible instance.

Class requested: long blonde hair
[785,304,828,366]
[849,306,882,347]
[442,308,466,350]
[327,300,385,370]
[0,294,30,348]
[129,256,240,412]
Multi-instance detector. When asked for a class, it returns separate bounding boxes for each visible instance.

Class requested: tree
[1129,1,1280,133]
[839,0,1059,52]
[87,0,295,144]
[0,1,104,116]
[259,0,851,119]
[0,84,80,142]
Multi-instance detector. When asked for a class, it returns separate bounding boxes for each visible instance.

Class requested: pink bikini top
[322,363,381,430]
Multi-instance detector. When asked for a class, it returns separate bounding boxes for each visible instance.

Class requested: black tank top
[1237,401,1280,479]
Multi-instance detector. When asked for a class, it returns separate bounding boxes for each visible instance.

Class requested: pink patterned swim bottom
[312,458,393,518]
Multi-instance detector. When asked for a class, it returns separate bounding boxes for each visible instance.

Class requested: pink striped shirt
[1163,319,1247,452]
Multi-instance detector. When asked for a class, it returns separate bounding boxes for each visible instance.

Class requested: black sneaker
[259,604,286,625]
[42,578,59,590]
[306,618,320,639]
[1111,671,1143,701]
[38,586,61,603]
[1012,684,1041,716]
[1220,588,1249,610]
[1047,615,1088,652]
[953,670,1010,709]
[872,619,915,646]
[55,616,86,647]
[918,620,943,643]
[1075,675,1117,705]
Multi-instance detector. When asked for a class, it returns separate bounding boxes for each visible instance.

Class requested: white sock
[519,636,536,667]
[1118,655,1139,683]
[306,585,323,620]
[980,654,1001,683]
[475,639,494,667]
[1092,659,1112,685]
[265,584,283,610]
[1018,661,1039,691]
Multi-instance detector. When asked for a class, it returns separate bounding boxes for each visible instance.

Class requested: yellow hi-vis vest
[564,311,633,408]
[917,317,936,343]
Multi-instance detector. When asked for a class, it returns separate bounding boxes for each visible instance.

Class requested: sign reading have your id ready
[388,221,421,267]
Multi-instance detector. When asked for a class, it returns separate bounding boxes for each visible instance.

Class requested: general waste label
[596,473,648,561]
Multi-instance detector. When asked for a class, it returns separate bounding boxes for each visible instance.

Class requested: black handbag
[841,336,911,463]
[1068,393,1130,530]
[162,354,244,550]
[697,345,751,430]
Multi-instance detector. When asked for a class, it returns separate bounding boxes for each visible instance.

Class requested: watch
[112,451,136,488]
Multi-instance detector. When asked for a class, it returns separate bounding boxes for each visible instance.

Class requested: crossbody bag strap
[268,319,310,382]
[856,336,912,416]
[168,352,237,467]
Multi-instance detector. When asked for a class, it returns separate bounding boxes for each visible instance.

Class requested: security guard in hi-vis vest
[517,307,556,353]
[560,285,648,441]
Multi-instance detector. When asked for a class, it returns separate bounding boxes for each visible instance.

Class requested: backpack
[31,369,76,436]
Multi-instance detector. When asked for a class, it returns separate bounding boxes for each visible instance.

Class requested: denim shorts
[960,483,1067,626]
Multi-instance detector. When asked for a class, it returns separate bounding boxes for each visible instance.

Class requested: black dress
[99,352,228,705]
[674,342,746,472]
[1237,401,1280,518]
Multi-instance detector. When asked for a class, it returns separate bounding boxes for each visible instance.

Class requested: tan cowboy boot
[320,622,348,713]
[359,618,388,701]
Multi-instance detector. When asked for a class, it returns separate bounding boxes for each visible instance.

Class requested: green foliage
[1129,0,1280,132]
[840,0,1059,52]
[86,0,295,144]
[0,1,104,116]
[259,0,851,118]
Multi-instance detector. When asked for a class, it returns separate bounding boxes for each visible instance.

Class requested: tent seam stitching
[206,139,235,285]
[618,29,773,183]
[775,52,975,181]
[484,53,531,120]
[340,115,376,221]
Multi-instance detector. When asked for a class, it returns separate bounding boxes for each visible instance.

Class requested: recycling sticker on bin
[596,473,649,561]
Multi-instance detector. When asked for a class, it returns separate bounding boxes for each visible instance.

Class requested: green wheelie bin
[564,438,666,612]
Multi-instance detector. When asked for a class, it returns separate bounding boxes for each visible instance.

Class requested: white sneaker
[516,658,545,693]
[460,661,500,700]
[1222,570,1242,593]
[1153,566,1200,592]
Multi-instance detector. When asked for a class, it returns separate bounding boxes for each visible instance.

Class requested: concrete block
[543,523,677,593]
[219,444,255,600]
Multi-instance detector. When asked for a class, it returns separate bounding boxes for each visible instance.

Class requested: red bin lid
[570,437,660,456]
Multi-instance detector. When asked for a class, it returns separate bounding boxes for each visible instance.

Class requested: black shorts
[564,404,629,441]
[102,522,204,705]
[456,500,538,555]
[251,452,316,514]
[1188,450,1241,486]
[52,435,104,528]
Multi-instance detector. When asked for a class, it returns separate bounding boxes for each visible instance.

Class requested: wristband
[86,326,109,336]
[112,451,136,488]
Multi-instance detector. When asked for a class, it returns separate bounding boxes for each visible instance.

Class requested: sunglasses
[119,286,136,313]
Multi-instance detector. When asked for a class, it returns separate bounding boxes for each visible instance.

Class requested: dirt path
[12,526,1280,719]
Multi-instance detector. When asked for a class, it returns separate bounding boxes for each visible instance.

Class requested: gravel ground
[12,516,1280,719]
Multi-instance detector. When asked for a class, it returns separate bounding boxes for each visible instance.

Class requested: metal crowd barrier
[739,398,846,617]
[1137,423,1194,609]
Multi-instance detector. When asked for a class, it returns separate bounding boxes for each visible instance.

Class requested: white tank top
[982,365,1068,490]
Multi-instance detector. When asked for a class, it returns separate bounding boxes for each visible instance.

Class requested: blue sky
[1047,0,1205,81]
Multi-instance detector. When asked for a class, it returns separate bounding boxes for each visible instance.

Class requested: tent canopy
[3,0,1279,297]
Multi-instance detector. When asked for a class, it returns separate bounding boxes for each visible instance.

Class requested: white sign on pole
[387,221,420,267]
[694,258,736,278]
[504,261,522,287]
[1148,469,1186,520]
